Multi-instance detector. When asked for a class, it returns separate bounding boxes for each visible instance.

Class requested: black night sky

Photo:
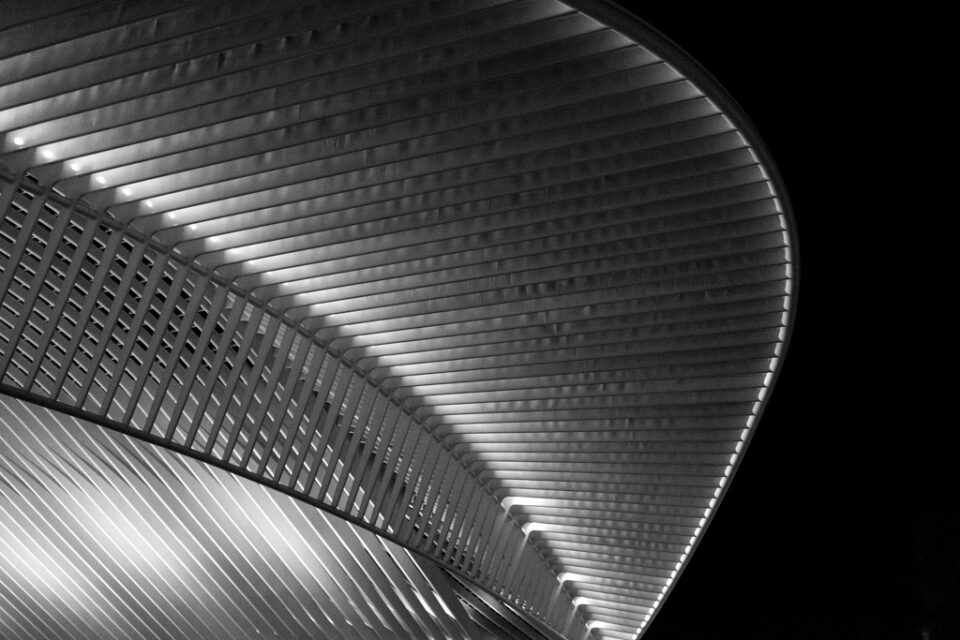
[622,4,958,640]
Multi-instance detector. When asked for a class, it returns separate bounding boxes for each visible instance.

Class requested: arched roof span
[0,2,796,638]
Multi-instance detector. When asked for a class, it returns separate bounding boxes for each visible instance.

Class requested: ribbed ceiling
[0,2,795,639]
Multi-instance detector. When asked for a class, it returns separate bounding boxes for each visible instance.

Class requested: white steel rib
[0,2,795,639]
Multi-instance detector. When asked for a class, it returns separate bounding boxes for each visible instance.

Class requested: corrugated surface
[0,2,795,638]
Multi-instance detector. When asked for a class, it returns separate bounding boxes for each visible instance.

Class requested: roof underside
[0,1,794,639]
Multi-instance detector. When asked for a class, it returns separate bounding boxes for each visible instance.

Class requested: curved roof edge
[564,2,800,634]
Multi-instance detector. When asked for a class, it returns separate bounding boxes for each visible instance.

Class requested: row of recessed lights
[9,140,264,232]
[11,139,304,277]
[11,138,258,242]
[19,139,231,229]
[11,139,245,225]
[11,140,302,235]
[10,137,158,206]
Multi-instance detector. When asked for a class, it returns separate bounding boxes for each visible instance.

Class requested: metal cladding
[0,2,795,639]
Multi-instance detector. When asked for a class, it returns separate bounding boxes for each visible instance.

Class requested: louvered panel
[0,394,548,640]
[0,179,547,631]
[0,2,795,639]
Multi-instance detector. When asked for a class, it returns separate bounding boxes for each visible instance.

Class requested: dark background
[617,4,958,639]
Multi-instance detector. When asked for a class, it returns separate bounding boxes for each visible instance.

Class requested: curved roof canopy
[0,1,795,639]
